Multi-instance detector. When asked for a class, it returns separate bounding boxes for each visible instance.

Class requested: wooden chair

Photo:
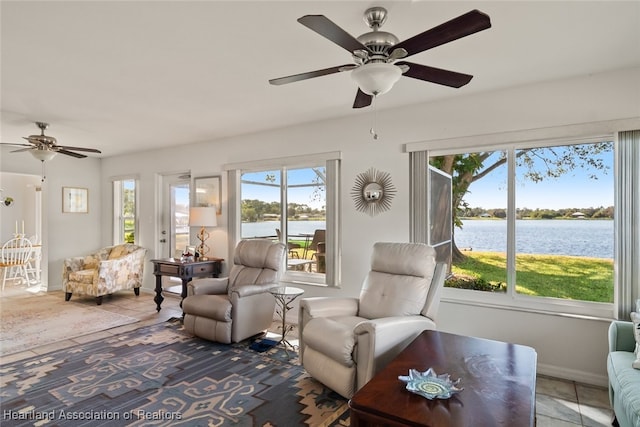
[1,237,33,290]
[307,229,326,272]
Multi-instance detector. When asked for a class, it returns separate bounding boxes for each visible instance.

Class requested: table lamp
[189,206,217,260]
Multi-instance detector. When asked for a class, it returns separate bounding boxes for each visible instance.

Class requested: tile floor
[1,284,615,426]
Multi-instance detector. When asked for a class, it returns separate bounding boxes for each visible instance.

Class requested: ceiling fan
[269,7,491,108]
[1,122,101,161]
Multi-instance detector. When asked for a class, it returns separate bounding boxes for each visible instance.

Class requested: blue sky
[242,168,325,210]
[463,147,614,210]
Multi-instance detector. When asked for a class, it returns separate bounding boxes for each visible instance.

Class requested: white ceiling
[1,1,639,158]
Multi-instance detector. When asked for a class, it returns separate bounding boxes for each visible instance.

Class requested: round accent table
[269,286,304,356]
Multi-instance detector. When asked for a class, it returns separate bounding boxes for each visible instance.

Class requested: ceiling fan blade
[394,9,491,57]
[10,147,34,153]
[298,15,368,53]
[397,62,473,88]
[58,149,87,158]
[353,88,373,109]
[1,142,32,148]
[58,145,102,153]
[269,64,353,85]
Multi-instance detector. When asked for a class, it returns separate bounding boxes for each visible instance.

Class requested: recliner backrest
[358,242,436,319]
[227,239,286,289]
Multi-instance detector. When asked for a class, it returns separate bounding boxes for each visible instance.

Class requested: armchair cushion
[68,269,96,285]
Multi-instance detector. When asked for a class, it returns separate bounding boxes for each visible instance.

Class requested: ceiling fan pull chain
[370,95,379,140]
[40,160,46,182]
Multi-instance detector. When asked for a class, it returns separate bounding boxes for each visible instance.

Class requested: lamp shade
[351,63,402,96]
[189,207,217,227]
[30,149,58,162]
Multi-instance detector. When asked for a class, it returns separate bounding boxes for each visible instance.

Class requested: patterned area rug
[0,319,350,426]
[0,292,139,356]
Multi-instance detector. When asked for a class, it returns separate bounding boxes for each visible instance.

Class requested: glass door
[162,174,191,259]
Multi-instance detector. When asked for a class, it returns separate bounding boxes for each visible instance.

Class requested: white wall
[3,66,639,386]
[0,152,102,288]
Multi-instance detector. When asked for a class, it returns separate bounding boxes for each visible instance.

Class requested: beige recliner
[182,239,286,344]
[299,242,447,399]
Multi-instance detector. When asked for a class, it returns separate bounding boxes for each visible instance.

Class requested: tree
[430,142,613,262]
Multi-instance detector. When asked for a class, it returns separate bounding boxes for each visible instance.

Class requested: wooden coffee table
[349,330,537,427]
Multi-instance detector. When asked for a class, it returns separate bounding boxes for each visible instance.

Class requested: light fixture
[30,148,58,162]
[189,206,217,260]
[351,62,402,96]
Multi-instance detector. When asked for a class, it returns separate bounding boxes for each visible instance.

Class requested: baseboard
[537,362,608,388]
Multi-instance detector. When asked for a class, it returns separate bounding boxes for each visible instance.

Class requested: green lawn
[449,251,614,303]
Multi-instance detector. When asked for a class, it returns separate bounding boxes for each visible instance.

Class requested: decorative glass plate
[398,368,463,400]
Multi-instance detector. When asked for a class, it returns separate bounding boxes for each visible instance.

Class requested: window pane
[515,143,614,302]
[114,179,137,244]
[241,170,281,239]
[287,167,326,273]
[123,179,135,243]
[173,183,190,256]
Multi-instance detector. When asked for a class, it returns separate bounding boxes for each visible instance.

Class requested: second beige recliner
[182,239,286,344]
[299,242,447,399]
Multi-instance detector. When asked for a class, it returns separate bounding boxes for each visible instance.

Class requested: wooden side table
[151,257,223,312]
[269,285,304,356]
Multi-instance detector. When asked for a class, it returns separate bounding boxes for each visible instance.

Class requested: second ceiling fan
[269,7,491,108]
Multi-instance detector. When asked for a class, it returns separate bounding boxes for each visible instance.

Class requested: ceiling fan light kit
[351,62,402,96]
[269,6,491,108]
[30,147,58,162]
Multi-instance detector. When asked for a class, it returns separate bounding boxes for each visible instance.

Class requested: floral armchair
[62,243,146,305]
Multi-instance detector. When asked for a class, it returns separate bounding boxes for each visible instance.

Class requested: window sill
[441,288,614,322]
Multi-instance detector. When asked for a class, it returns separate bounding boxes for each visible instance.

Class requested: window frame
[112,176,138,245]
[407,119,640,320]
[224,152,341,287]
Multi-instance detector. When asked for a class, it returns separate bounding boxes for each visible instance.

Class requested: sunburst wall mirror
[351,167,397,216]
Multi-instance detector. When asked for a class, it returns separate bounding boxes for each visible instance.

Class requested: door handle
[160,239,166,243]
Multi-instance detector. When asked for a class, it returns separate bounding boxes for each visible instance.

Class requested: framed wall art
[194,175,221,214]
[62,187,88,213]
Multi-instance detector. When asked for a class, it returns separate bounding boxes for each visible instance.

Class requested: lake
[242,220,326,239]
[455,219,613,259]
[242,219,614,259]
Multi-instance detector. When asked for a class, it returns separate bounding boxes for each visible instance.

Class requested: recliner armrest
[188,277,229,296]
[231,283,275,298]
[300,297,359,318]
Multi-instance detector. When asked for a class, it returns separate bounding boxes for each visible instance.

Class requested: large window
[113,178,137,244]
[225,152,341,286]
[430,141,615,306]
[409,132,635,317]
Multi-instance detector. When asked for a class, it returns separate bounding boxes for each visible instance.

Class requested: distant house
[572,212,587,219]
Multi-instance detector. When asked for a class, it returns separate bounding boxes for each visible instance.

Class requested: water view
[455,219,613,259]
[242,220,326,239]
[242,219,612,259]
